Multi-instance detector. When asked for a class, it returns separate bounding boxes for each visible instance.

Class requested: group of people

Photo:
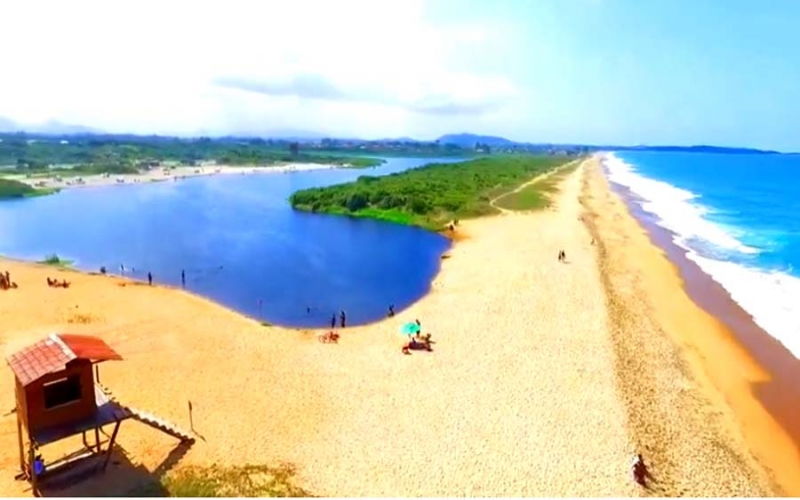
[99,264,156,286]
[46,277,70,288]
[0,270,16,290]
[402,319,432,354]
[330,310,347,329]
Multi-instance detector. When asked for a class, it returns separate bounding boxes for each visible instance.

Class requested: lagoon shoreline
[0,162,343,192]
[0,157,795,496]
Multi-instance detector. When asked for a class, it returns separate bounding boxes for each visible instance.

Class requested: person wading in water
[330,313,336,329]
[339,310,347,328]
[147,272,153,286]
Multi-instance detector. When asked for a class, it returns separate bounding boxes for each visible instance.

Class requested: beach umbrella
[399,321,420,336]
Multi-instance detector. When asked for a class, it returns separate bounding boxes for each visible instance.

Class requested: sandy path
[489,158,579,213]
[0,160,640,496]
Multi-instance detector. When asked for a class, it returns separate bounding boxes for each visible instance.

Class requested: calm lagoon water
[0,158,459,327]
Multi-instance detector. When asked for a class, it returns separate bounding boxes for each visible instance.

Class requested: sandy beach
[0,157,794,496]
[0,162,339,191]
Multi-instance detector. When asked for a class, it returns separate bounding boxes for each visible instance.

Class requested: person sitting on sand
[46,277,54,287]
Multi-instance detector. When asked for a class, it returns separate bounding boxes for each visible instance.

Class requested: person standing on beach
[330,313,336,329]
[147,272,153,286]
[340,310,347,329]
[181,269,186,288]
[120,264,125,275]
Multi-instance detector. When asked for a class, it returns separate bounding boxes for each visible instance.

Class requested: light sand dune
[0,158,784,496]
[1,162,338,190]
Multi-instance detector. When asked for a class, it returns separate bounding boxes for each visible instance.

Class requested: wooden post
[16,413,24,473]
[102,420,121,472]
[28,443,36,495]
[188,400,194,432]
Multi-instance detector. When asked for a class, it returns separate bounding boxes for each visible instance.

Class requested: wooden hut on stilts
[5,333,194,496]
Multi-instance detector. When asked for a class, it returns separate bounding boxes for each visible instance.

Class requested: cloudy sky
[1,0,798,149]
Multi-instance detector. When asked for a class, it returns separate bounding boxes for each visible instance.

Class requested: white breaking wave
[600,152,800,361]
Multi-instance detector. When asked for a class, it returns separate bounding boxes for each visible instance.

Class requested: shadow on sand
[36,441,192,497]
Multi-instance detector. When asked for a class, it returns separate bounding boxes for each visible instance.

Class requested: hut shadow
[36,440,194,497]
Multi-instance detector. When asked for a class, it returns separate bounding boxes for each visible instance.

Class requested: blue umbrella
[399,321,421,336]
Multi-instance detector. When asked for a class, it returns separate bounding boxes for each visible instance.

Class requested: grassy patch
[289,155,570,230]
[130,463,313,497]
[494,161,581,211]
[38,253,74,268]
[0,178,57,199]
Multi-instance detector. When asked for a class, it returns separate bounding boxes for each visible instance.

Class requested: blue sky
[0,0,797,150]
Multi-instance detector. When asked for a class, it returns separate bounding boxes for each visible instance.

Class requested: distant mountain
[375,136,423,143]
[617,144,780,155]
[0,117,17,132]
[0,117,102,135]
[437,133,515,147]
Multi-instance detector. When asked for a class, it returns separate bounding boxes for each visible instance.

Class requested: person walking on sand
[147,272,153,286]
[340,310,347,329]
[631,453,650,487]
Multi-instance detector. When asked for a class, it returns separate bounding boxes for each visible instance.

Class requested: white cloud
[0,0,519,137]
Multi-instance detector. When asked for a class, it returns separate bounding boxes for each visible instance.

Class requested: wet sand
[611,179,800,494]
[581,158,800,496]
[0,157,791,496]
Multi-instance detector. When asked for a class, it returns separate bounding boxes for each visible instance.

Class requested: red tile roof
[58,334,122,362]
[5,334,122,387]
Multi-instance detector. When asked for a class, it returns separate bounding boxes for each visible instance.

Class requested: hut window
[43,376,82,409]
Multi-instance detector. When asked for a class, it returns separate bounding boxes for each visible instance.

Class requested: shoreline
[582,156,799,495]
[0,160,642,496]
[0,162,341,192]
[607,174,800,493]
[0,158,790,496]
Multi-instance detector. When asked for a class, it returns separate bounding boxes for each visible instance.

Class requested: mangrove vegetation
[289,154,570,230]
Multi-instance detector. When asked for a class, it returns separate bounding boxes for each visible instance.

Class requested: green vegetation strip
[493,161,581,211]
[131,463,312,497]
[0,135,385,172]
[38,253,74,267]
[0,178,57,199]
[289,154,569,230]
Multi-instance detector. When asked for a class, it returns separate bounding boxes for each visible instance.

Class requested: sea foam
[601,152,800,361]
